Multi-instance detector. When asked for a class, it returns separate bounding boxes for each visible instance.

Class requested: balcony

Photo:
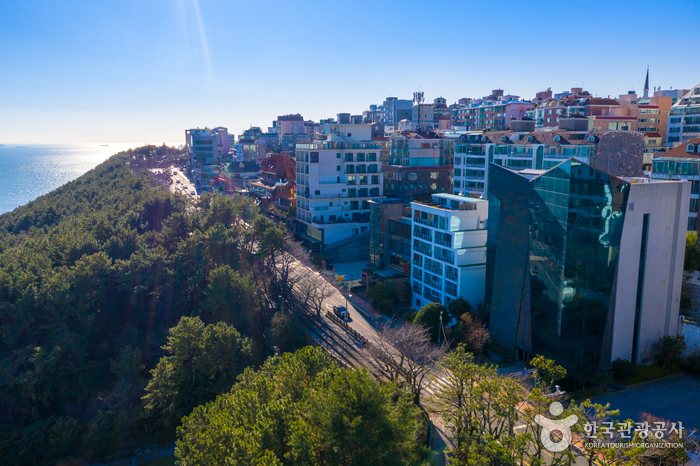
[445,272,458,282]
[425,264,442,275]
[412,259,422,267]
[425,279,442,291]
[435,238,452,248]
[435,254,454,264]
[414,232,431,241]
[412,286,422,294]
[413,245,431,256]
[446,288,458,298]
[415,218,439,228]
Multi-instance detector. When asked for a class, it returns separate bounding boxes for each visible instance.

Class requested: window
[336,153,341,158]
[347,133,352,137]
[372,175,379,184]
[408,173,418,181]
[688,144,696,154]
[314,190,320,195]
[554,135,560,141]
[431,172,439,180]
[337,165,341,171]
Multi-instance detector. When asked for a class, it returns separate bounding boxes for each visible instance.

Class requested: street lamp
[345,293,352,326]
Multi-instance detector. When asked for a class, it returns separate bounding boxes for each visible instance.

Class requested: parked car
[176,179,181,184]
[190,191,196,196]
[333,305,348,319]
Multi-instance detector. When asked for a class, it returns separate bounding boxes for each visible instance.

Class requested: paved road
[595,373,700,429]
[165,166,199,200]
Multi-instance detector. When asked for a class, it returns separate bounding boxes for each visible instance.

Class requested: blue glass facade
[487,159,630,378]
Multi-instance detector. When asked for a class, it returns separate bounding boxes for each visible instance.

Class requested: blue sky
[1,0,699,145]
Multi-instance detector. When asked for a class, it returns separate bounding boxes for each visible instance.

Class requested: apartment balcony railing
[412,286,422,294]
[296,142,381,150]
[435,254,454,264]
[310,217,369,225]
[435,238,452,248]
[412,259,422,267]
[414,232,431,242]
[445,272,458,282]
[425,279,442,290]
[446,288,458,298]
[413,245,431,256]
[415,218,439,228]
[425,264,442,275]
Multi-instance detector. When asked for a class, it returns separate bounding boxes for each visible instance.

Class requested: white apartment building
[410,194,488,311]
[296,135,384,250]
[667,82,700,147]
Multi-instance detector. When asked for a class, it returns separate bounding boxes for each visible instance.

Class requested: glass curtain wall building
[487,160,629,378]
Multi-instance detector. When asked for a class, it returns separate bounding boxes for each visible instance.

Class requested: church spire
[643,66,650,98]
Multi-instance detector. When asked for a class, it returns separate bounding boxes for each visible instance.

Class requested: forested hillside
[0,146,296,464]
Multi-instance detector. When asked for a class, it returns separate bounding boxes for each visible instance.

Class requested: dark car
[333,305,348,319]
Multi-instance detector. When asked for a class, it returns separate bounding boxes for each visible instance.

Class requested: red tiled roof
[662,138,700,158]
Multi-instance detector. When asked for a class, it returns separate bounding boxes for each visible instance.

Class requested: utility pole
[438,308,443,344]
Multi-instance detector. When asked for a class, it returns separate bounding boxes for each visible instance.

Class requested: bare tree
[272,235,307,302]
[303,278,335,317]
[369,321,448,403]
[466,322,490,362]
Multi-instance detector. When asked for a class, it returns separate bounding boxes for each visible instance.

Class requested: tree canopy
[175,346,429,466]
[0,147,294,464]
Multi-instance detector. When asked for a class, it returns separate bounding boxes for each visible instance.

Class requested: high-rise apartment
[295,134,384,251]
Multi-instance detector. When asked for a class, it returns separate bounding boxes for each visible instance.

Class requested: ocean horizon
[0,143,153,215]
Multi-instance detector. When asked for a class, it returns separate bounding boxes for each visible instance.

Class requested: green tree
[175,347,427,465]
[142,316,251,434]
[447,297,472,321]
[268,310,306,353]
[685,232,700,271]
[413,302,446,342]
[530,354,567,388]
[654,335,687,369]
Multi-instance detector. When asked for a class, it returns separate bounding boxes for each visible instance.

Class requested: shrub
[683,350,700,376]
[611,359,638,382]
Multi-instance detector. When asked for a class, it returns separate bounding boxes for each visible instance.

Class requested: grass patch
[618,364,681,386]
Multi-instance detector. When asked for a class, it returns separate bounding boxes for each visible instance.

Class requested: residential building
[368,198,411,275]
[534,88,618,128]
[650,138,700,232]
[383,97,413,127]
[452,118,645,198]
[451,94,534,131]
[276,114,307,153]
[667,82,700,147]
[185,126,230,187]
[248,153,296,209]
[383,131,455,203]
[410,194,488,311]
[486,160,689,381]
[295,135,384,251]
[324,120,384,141]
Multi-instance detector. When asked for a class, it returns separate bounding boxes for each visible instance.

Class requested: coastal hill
[0,146,274,464]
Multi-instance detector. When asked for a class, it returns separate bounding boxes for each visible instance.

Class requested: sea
[0,143,146,215]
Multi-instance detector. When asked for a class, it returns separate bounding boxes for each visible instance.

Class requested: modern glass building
[487,160,630,377]
[487,158,689,382]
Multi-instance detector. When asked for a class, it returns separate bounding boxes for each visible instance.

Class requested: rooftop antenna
[413,91,425,131]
